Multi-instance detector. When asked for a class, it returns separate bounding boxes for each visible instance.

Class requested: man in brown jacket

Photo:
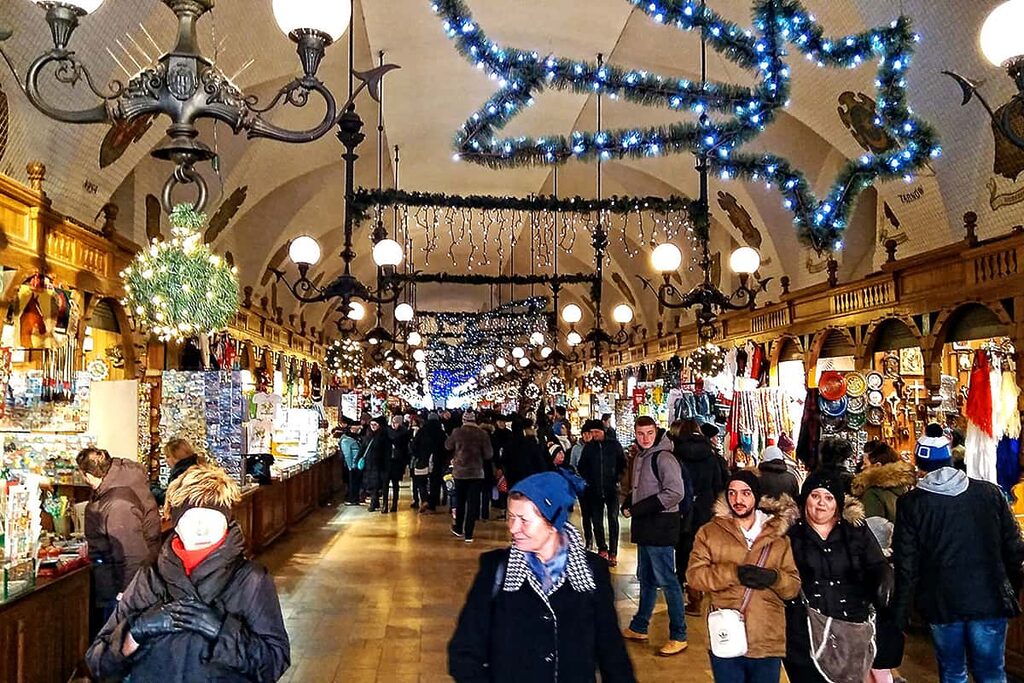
[444,411,493,543]
[687,471,800,682]
[77,447,162,635]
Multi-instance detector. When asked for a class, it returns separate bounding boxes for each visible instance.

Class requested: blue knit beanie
[510,471,587,531]
[916,423,951,472]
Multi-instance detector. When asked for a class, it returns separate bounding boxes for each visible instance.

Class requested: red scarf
[171,532,228,576]
[966,350,994,436]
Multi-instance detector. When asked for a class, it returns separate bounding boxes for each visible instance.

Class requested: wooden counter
[0,566,90,683]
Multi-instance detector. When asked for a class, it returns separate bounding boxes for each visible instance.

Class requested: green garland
[121,205,239,341]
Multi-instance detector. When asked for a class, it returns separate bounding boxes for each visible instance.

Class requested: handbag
[804,595,876,683]
[707,544,771,659]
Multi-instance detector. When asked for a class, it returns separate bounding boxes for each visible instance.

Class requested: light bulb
[372,239,404,267]
[495,357,507,368]
[567,331,583,347]
[561,303,583,324]
[272,0,351,41]
[512,346,525,359]
[484,363,495,373]
[288,235,321,266]
[416,361,427,372]
[980,0,1024,67]
[348,301,366,321]
[407,331,422,346]
[530,331,545,346]
[612,304,634,324]
[394,303,415,322]
[413,349,426,362]
[729,246,761,274]
[651,242,683,273]
[541,346,552,358]
[518,357,530,367]
[34,0,104,13]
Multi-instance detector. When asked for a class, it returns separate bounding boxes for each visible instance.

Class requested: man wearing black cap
[578,419,627,565]
[687,470,801,681]
[893,423,1024,682]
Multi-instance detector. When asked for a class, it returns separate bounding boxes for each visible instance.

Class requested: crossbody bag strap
[738,543,772,615]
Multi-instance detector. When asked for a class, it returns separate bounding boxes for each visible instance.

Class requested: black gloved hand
[129,605,180,643]
[167,600,226,641]
[737,564,778,589]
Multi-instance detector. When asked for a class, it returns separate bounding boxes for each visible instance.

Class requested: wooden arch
[857,314,926,370]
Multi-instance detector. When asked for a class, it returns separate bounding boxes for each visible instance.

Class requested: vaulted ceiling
[0,0,1022,342]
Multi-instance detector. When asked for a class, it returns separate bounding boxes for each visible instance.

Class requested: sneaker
[608,554,618,567]
[621,628,648,641]
[464,538,474,543]
[598,550,610,562]
[451,526,464,538]
[659,640,688,656]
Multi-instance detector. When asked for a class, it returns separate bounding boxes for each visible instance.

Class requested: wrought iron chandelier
[943,0,1024,150]
[0,0,396,213]
[638,8,769,343]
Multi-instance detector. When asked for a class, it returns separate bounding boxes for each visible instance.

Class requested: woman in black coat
[362,418,390,512]
[86,465,289,682]
[449,471,634,683]
[784,472,891,683]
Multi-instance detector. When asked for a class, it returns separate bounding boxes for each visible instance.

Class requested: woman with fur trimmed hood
[783,472,892,683]
[86,464,290,682]
[850,444,917,523]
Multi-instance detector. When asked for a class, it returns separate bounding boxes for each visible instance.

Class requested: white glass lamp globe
[484,363,495,374]
[35,0,104,13]
[347,301,366,321]
[612,304,634,325]
[518,357,530,368]
[413,349,426,362]
[406,331,422,346]
[495,357,508,368]
[272,0,351,41]
[980,0,1024,67]
[561,303,583,324]
[567,330,583,347]
[415,361,427,372]
[288,235,321,266]
[541,346,553,359]
[651,242,683,273]
[729,246,761,274]
[530,331,545,346]
[372,239,404,267]
[512,346,525,359]
[394,303,414,322]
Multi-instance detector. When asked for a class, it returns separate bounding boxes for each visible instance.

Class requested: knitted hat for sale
[915,422,952,472]
[510,470,587,531]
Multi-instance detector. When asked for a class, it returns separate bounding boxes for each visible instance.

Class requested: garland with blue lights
[429,0,940,250]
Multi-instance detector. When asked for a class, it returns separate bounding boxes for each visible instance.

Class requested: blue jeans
[629,545,687,641]
[710,654,781,683]
[930,618,1008,683]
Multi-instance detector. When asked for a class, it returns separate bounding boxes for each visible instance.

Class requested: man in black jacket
[420,412,450,513]
[893,425,1024,683]
[86,464,290,682]
[578,419,627,565]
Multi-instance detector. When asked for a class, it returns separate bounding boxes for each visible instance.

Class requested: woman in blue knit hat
[448,470,635,682]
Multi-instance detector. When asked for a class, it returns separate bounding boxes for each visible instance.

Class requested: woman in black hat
[783,472,892,683]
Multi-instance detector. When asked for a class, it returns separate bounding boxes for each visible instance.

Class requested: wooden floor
[260,488,941,682]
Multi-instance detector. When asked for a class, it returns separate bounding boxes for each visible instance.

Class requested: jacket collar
[711,493,799,547]
[850,460,917,497]
[503,524,597,595]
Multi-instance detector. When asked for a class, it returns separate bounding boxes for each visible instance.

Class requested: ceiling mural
[0,0,1021,336]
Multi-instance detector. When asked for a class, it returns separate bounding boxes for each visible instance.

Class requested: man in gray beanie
[446,410,493,542]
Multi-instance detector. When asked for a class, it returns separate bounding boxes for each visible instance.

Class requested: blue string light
[429,0,939,250]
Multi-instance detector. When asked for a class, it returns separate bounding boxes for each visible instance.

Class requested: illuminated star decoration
[430,0,939,250]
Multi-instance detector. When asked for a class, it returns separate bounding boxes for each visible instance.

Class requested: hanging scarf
[966,350,998,483]
[998,369,1021,440]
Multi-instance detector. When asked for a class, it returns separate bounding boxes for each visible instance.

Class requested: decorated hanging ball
[687,343,726,377]
[523,382,541,401]
[122,204,239,341]
[364,366,397,394]
[545,376,566,396]
[585,366,611,393]
[326,338,363,377]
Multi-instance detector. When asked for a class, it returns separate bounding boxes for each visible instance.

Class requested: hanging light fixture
[406,331,422,346]
[394,302,415,322]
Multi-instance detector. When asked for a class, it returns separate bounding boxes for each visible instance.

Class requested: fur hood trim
[843,498,867,527]
[850,460,917,497]
[712,493,800,540]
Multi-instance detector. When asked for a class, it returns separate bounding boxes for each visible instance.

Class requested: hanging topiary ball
[523,382,541,401]
[121,204,239,341]
[326,338,364,377]
[545,376,566,396]
[585,365,611,393]
[687,343,726,377]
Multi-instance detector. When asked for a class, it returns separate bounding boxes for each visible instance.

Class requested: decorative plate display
[818,395,848,418]
[87,359,109,381]
[844,372,867,398]
[819,371,847,401]
[867,389,885,407]
[866,371,884,390]
[846,395,867,413]
[846,411,867,428]
[867,406,885,425]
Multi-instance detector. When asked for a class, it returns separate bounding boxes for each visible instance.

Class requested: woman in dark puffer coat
[86,465,290,682]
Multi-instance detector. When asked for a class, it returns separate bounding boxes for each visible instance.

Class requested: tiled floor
[260,490,940,682]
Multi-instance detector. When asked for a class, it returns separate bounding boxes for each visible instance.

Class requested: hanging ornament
[122,204,239,341]
[523,382,541,401]
[585,366,611,393]
[546,376,566,396]
[687,343,726,377]
[326,338,364,377]
[364,366,398,395]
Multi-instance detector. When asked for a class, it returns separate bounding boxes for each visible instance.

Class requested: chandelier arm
[270,269,331,304]
[21,51,113,124]
[245,78,339,144]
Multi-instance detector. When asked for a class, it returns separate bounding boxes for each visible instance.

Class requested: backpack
[651,451,696,519]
